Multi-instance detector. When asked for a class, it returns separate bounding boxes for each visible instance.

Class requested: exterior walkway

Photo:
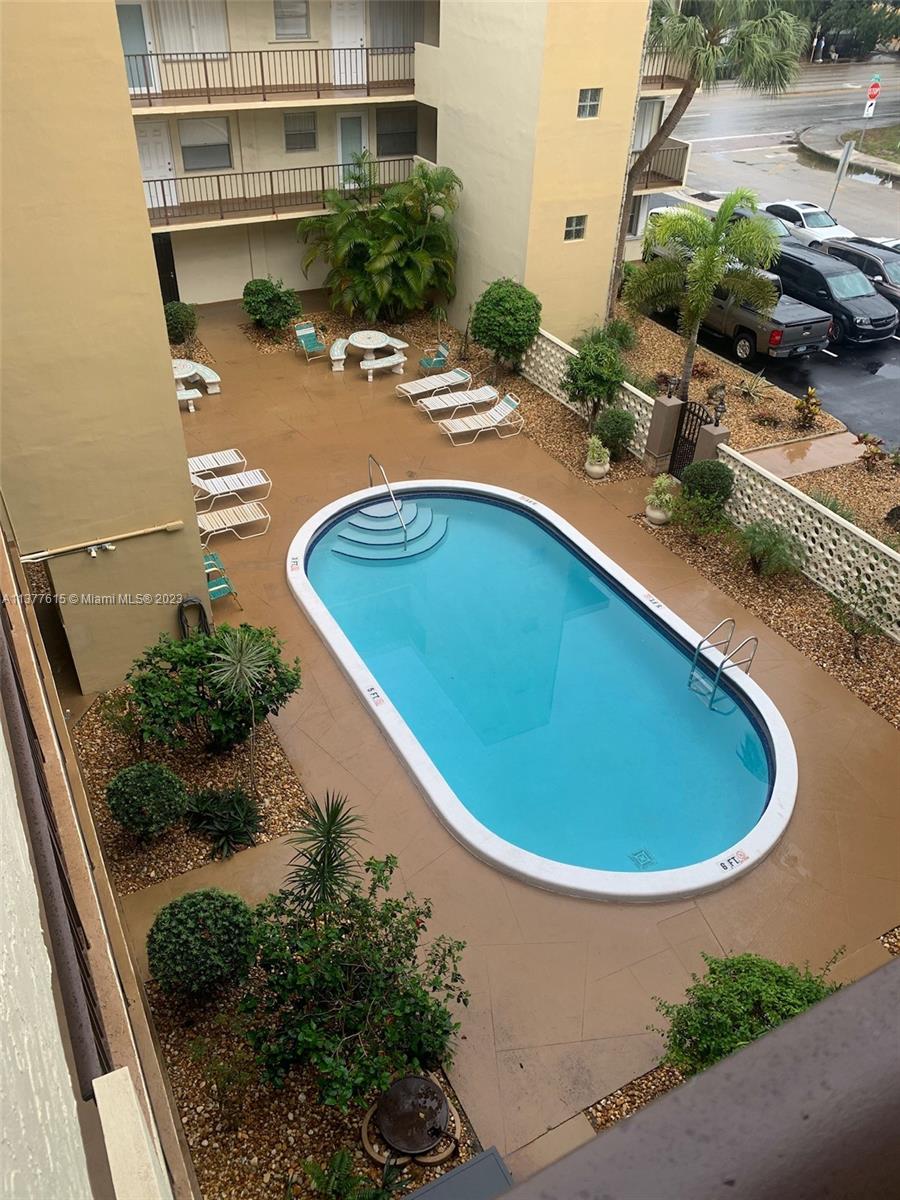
[121,301,899,1170]
[745,430,864,479]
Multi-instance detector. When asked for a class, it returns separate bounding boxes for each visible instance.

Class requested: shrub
[655,952,840,1076]
[645,474,677,514]
[147,889,256,1000]
[807,489,855,523]
[625,368,659,398]
[470,278,541,366]
[106,762,187,840]
[562,336,626,427]
[586,436,609,466]
[593,407,636,461]
[739,370,772,405]
[164,301,197,344]
[241,277,303,332]
[795,386,821,430]
[672,494,731,541]
[603,317,637,352]
[286,792,366,915]
[735,519,804,577]
[248,857,468,1109]
[620,261,640,295]
[830,577,886,662]
[127,624,301,753]
[299,1151,402,1200]
[680,460,734,507]
[690,359,716,381]
[97,690,143,757]
[854,433,887,472]
[752,409,781,429]
[186,788,261,859]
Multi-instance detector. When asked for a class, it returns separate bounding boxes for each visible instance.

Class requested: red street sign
[868,82,881,101]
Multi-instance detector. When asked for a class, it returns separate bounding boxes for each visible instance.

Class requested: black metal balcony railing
[125,47,414,105]
[144,158,415,227]
[629,138,690,191]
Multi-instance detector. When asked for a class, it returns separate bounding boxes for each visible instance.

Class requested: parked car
[728,205,796,242]
[870,237,900,253]
[762,201,855,247]
[768,244,898,345]
[703,271,832,362]
[823,239,900,312]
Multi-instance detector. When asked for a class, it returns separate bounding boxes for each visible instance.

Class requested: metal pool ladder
[366,454,408,552]
[689,618,758,709]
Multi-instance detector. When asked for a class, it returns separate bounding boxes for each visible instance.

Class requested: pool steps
[332,500,449,562]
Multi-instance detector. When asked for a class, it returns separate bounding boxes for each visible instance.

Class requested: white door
[338,111,368,182]
[137,121,177,210]
[331,0,366,86]
[116,3,160,94]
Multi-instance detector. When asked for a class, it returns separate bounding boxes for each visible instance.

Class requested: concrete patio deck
[121,301,899,1176]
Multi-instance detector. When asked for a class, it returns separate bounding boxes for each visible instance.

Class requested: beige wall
[414,2,549,329]
[523,0,649,342]
[1,1,208,693]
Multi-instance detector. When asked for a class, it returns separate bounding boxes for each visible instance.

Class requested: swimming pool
[288,482,797,900]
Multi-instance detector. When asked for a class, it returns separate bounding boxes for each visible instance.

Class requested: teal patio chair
[203,551,242,610]
[294,321,326,363]
[419,340,449,374]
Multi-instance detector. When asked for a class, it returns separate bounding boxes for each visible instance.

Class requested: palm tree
[623,188,779,400]
[209,627,272,799]
[286,791,366,916]
[610,0,808,305]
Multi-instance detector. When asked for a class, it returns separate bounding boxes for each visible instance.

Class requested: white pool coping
[286,481,798,902]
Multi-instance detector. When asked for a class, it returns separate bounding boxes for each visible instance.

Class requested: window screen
[284,111,317,151]
[274,0,309,40]
[376,107,417,156]
[179,117,232,170]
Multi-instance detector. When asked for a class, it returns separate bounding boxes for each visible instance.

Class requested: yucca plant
[209,627,274,799]
[286,792,366,916]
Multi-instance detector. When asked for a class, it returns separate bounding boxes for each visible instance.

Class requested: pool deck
[121,301,899,1176]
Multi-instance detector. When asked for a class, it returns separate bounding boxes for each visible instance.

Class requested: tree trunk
[608,79,699,315]
[679,323,700,401]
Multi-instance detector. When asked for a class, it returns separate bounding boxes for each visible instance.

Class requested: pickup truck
[703,271,832,363]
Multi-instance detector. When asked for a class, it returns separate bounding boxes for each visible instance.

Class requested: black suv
[822,238,900,313]
[769,244,898,345]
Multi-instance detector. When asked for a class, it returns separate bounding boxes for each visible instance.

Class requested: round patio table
[172,359,199,385]
[348,330,389,361]
[374,1075,449,1156]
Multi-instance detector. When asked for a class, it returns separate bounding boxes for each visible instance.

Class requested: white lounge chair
[414,384,499,421]
[396,368,472,401]
[191,469,272,511]
[330,338,349,372]
[188,448,246,476]
[360,353,406,383]
[197,502,270,546]
[438,394,524,446]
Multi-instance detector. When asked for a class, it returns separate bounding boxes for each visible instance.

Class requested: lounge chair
[203,551,242,609]
[197,502,270,547]
[414,384,499,421]
[419,340,449,373]
[438,394,524,446]
[295,322,326,363]
[395,368,472,401]
[191,468,272,511]
[188,448,246,476]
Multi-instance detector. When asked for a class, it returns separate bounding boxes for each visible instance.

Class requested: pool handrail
[366,454,408,552]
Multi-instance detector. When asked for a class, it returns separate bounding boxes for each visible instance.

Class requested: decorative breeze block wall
[720,445,900,640]
[521,329,654,456]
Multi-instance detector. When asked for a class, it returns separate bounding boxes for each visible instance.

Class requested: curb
[798,122,900,180]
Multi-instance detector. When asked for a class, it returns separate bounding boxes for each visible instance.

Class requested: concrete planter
[585,460,610,479]
[645,504,671,526]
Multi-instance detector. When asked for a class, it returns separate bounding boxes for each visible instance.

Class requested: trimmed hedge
[106,762,187,840]
[164,301,197,344]
[681,460,734,506]
[147,888,256,1000]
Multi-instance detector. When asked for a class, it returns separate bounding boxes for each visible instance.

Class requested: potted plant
[585,436,610,479]
[645,474,677,525]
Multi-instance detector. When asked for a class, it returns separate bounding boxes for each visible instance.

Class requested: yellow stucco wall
[524,0,649,342]
[171,221,330,304]
[1,1,208,693]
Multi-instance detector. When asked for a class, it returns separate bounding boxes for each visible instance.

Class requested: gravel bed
[169,335,214,366]
[618,309,844,451]
[72,693,309,894]
[792,460,900,551]
[586,1065,684,1134]
[150,984,477,1200]
[634,518,900,729]
[881,926,900,956]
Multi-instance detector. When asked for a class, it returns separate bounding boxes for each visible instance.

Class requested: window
[828,270,876,301]
[564,215,587,241]
[156,0,228,54]
[577,87,602,119]
[803,209,837,229]
[768,204,799,224]
[274,0,309,40]
[376,107,417,156]
[179,117,232,170]
[284,110,317,152]
[370,0,425,48]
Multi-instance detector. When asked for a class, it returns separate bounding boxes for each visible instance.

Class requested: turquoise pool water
[306,494,772,874]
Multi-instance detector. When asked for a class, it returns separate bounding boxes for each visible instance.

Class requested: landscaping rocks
[792,460,900,550]
[169,335,214,366]
[881,926,900,957]
[586,1065,684,1134]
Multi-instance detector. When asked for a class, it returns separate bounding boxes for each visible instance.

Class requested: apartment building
[118,0,689,340]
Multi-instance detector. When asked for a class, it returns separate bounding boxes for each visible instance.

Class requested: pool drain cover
[629,849,655,870]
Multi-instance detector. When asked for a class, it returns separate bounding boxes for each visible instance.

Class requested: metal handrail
[711,636,759,694]
[367,454,408,551]
[688,618,736,690]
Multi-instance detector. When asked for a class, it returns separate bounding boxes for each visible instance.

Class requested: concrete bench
[360,353,406,383]
[330,338,349,372]
[191,363,221,394]
[177,387,202,413]
[385,336,409,352]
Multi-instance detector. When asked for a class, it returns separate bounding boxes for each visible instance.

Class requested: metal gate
[668,400,711,479]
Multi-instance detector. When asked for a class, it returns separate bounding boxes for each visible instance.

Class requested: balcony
[630,138,690,193]
[126,47,414,109]
[143,158,415,230]
[641,50,691,92]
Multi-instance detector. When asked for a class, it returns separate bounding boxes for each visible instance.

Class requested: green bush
[241,277,303,331]
[603,317,637,352]
[656,952,839,1076]
[807,489,855,523]
[127,624,301,753]
[735,519,804,577]
[672,494,731,540]
[624,368,659,398]
[470,278,542,366]
[147,889,256,1000]
[593,407,636,461]
[106,762,187,840]
[186,788,261,859]
[562,336,626,427]
[164,301,198,344]
[681,460,734,507]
